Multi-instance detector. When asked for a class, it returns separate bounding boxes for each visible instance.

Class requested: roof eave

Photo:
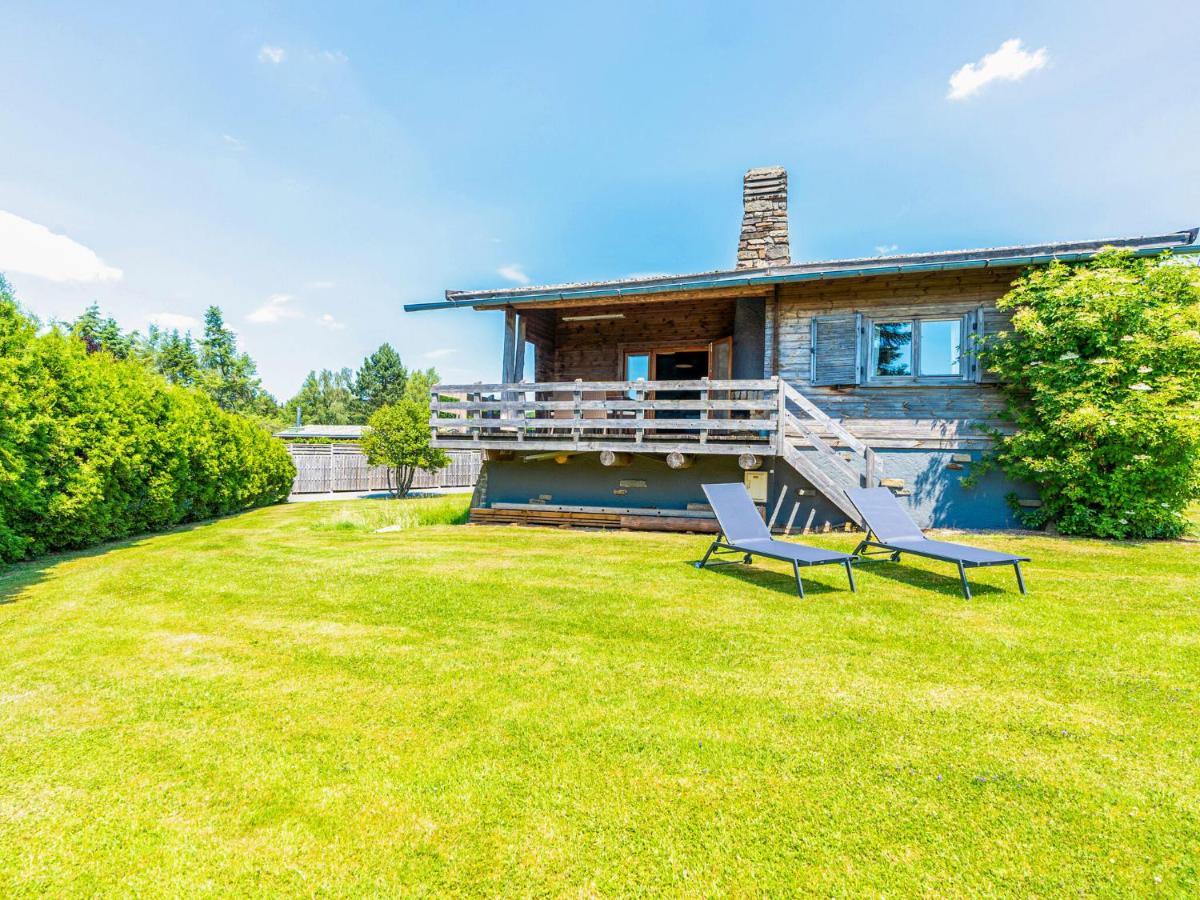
[402,230,1200,313]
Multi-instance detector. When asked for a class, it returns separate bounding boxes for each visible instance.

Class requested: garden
[1,495,1197,895]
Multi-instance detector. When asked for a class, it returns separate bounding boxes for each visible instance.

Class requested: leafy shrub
[978,251,1200,538]
[0,281,295,563]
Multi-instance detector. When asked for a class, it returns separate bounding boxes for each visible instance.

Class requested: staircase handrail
[778,379,878,488]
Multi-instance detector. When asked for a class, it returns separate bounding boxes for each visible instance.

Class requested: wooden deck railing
[430,378,781,455]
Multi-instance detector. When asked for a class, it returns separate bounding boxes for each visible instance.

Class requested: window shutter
[810,314,861,386]
[974,304,1013,384]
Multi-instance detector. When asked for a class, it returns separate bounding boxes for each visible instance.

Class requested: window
[918,319,961,377]
[871,322,913,376]
[522,341,536,382]
[868,316,965,383]
[624,352,649,398]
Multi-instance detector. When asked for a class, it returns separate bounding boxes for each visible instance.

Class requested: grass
[1,495,1198,896]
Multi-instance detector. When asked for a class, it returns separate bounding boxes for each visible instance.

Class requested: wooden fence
[286,443,481,494]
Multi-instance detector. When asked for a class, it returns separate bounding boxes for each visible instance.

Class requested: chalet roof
[404,227,1199,312]
[274,424,365,440]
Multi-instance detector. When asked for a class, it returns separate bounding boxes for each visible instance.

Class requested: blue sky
[2,1,1197,397]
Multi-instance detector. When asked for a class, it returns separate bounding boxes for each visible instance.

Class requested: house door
[707,336,734,418]
[652,347,709,420]
[622,339,734,422]
[708,336,733,379]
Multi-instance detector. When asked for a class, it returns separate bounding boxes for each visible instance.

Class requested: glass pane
[918,319,962,376]
[625,353,649,381]
[711,340,731,380]
[872,322,912,377]
[522,341,536,382]
[625,353,649,399]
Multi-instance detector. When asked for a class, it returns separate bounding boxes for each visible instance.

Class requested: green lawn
[2,496,1198,896]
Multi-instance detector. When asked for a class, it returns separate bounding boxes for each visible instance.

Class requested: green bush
[979,251,1200,539]
[0,281,294,563]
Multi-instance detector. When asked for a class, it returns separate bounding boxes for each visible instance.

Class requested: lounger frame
[851,530,1027,601]
[697,534,856,599]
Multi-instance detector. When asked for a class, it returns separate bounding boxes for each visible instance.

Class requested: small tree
[361,387,448,498]
[977,250,1200,538]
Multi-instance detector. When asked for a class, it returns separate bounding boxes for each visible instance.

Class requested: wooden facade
[429,263,1029,527]
[519,297,737,383]
[472,266,1016,453]
[767,268,1017,448]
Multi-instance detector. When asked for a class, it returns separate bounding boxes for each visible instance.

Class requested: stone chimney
[736,166,790,269]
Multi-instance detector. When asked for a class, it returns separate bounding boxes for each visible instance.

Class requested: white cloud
[317,49,348,64]
[874,244,899,256]
[948,39,1047,101]
[222,134,246,151]
[247,293,301,324]
[497,263,530,285]
[0,210,123,283]
[148,312,199,331]
[258,44,286,64]
[317,313,345,330]
[423,348,458,359]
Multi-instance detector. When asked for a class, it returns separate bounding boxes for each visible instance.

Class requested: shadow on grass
[853,558,1010,599]
[692,561,846,598]
[0,518,219,606]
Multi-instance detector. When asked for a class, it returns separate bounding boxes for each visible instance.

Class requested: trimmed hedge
[0,289,294,563]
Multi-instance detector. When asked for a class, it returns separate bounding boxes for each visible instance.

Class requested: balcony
[430,378,782,456]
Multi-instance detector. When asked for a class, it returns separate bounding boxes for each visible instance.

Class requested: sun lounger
[846,487,1028,600]
[696,483,856,597]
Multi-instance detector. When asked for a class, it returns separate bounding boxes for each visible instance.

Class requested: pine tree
[355,343,408,413]
[197,306,275,415]
[155,330,202,387]
[71,303,133,358]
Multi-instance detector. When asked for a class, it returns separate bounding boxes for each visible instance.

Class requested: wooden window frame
[862,313,972,386]
[618,342,711,380]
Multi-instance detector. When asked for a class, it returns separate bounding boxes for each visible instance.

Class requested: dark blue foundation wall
[478,449,1035,531]
[769,448,1034,530]
[478,454,745,511]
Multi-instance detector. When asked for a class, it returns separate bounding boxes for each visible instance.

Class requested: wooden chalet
[406,167,1199,531]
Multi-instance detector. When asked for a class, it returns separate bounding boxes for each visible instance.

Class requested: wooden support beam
[666,451,694,470]
[501,309,517,382]
[599,450,633,467]
[767,485,787,530]
[512,315,527,382]
[521,450,585,463]
[784,502,800,536]
[483,450,516,462]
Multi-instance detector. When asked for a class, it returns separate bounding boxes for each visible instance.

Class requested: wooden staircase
[776,382,877,526]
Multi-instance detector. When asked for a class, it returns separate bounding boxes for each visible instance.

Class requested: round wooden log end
[737,453,762,470]
[666,451,694,470]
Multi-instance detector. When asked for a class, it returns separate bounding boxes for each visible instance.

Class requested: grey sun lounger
[846,487,1029,600]
[696,483,856,597]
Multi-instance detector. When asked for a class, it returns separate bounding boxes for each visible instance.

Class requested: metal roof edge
[402,229,1200,312]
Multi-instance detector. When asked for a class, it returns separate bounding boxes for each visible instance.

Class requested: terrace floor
[1,497,1197,895]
